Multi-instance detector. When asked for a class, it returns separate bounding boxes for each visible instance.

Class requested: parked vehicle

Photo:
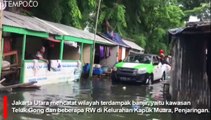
[111,54,169,84]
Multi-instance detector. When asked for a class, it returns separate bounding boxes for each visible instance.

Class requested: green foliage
[131,34,147,48]
[178,0,210,9]
[30,0,191,54]
[121,0,184,53]
[178,0,211,20]
[31,0,62,22]
[96,2,127,36]
[88,0,96,8]
[32,0,86,29]
[115,4,127,27]
[184,3,210,20]
[61,0,82,28]
[77,0,97,29]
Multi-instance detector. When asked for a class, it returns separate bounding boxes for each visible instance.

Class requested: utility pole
[89,0,102,77]
[0,0,3,78]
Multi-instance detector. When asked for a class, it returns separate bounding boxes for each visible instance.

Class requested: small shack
[0,11,112,85]
[37,19,115,65]
[95,35,145,69]
[98,33,130,61]
[169,22,210,120]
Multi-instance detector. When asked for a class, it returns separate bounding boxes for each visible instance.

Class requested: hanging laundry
[99,46,105,59]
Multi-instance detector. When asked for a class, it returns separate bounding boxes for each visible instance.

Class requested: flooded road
[1,79,171,120]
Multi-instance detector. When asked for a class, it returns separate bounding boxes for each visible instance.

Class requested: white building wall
[99,45,118,68]
[121,47,126,60]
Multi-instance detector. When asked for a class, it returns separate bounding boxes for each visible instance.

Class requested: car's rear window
[124,55,151,64]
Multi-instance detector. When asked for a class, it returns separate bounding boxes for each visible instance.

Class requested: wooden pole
[89,0,102,77]
[0,0,3,78]
[80,43,84,63]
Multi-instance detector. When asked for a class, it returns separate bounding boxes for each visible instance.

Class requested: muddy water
[0,79,171,120]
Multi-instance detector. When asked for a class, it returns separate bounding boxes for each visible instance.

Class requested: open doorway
[25,36,60,60]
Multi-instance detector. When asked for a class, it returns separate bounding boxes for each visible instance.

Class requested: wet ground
[0,78,173,120]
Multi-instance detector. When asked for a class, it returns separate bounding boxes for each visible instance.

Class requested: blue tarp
[103,32,129,47]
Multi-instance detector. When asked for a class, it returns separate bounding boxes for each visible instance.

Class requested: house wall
[121,47,126,60]
[100,45,118,68]
[126,49,130,57]
[83,44,91,64]
[208,40,211,90]
[63,44,80,60]
[118,47,122,61]
[171,33,210,120]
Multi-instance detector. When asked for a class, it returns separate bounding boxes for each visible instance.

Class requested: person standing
[35,46,48,63]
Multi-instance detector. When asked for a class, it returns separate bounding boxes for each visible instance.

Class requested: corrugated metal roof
[168,22,211,35]
[36,18,115,45]
[3,11,114,45]
[3,11,60,34]
[122,39,144,52]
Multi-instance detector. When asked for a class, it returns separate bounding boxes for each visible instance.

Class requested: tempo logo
[0,0,38,10]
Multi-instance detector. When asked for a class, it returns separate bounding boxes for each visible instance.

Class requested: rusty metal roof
[169,21,211,35]
[3,11,115,45]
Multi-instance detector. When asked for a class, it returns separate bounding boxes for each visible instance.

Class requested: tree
[30,0,185,54]
[178,0,211,21]
[31,0,62,23]
[60,0,82,28]
[31,0,89,29]
[122,0,184,53]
